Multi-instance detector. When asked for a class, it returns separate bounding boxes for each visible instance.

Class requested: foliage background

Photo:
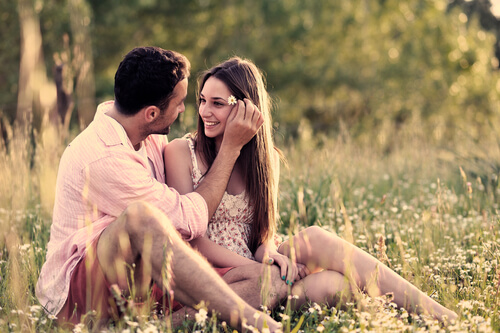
[2,0,500,146]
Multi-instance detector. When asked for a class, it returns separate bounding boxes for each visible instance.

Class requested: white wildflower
[73,323,84,333]
[19,244,30,251]
[142,324,158,333]
[227,95,237,105]
[458,300,474,310]
[30,305,42,313]
[195,308,208,326]
[242,323,259,333]
[279,313,290,321]
[126,320,139,328]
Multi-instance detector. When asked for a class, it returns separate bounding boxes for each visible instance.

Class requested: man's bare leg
[97,201,282,331]
[169,263,287,328]
[221,264,287,308]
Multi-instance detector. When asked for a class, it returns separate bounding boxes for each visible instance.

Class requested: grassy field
[0,121,499,332]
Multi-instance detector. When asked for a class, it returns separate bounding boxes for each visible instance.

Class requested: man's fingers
[244,98,261,123]
[236,99,245,121]
[243,98,251,120]
[221,97,264,151]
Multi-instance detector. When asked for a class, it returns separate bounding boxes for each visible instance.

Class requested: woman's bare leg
[278,226,457,322]
[289,270,351,309]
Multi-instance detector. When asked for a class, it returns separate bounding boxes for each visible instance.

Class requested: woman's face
[199,77,233,141]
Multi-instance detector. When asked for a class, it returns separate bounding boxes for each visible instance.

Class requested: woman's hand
[264,251,311,285]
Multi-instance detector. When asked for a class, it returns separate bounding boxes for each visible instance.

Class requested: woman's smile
[204,120,220,127]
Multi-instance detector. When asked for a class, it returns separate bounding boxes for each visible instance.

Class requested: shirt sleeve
[85,150,208,241]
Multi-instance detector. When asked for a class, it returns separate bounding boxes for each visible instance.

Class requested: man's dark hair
[114,46,190,115]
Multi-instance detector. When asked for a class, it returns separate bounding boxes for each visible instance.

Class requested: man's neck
[106,106,144,150]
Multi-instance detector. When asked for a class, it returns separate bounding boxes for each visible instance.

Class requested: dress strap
[184,134,203,185]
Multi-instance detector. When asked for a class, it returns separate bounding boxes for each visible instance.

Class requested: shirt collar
[94,101,139,150]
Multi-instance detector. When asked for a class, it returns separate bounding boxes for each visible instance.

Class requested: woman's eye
[199,98,206,104]
[214,101,224,106]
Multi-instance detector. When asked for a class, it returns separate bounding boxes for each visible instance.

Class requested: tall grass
[0,120,499,332]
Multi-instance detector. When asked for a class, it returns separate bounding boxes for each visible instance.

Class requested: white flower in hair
[227,95,237,105]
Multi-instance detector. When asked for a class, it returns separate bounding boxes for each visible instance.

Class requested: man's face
[150,78,188,135]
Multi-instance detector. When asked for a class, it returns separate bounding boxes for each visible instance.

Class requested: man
[36,47,285,331]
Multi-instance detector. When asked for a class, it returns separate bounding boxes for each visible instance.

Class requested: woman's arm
[254,151,309,284]
[190,236,256,267]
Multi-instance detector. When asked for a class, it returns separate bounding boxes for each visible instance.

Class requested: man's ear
[144,105,160,123]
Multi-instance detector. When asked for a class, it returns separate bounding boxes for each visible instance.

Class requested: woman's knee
[299,270,351,305]
[300,226,338,246]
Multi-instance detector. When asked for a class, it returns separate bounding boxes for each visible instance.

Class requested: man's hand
[194,98,263,218]
[221,98,264,152]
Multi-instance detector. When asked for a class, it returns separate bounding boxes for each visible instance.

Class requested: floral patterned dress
[185,135,256,260]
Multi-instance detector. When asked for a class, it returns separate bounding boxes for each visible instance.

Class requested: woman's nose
[199,104,211,117]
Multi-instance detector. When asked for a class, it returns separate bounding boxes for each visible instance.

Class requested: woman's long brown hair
[195,57,280,253]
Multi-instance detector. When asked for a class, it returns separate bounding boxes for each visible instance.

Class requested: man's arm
[164,136,257,268]
[194,98,263,218]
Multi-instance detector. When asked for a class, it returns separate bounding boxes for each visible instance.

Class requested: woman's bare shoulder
[164,136,192,166]
[165,137,190,153]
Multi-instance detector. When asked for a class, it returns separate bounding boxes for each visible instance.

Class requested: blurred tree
[16,0,51,130]
[448,0,500,67]
[2,0,499,147]
[0,1,21,125]
[68,0,96,127]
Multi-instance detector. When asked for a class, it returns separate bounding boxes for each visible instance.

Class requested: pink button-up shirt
[36,101,208,316]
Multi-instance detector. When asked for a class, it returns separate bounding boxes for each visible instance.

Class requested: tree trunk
[69,0,96,129]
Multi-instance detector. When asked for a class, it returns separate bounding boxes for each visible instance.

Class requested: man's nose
[179,103,186,114]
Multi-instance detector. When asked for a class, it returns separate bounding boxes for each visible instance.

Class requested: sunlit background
[1,0,500,146]
[1,1,500,332]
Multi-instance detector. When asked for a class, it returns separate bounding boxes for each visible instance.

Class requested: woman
[164,57,457,322]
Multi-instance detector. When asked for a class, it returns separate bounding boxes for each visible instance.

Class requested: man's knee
[124,201,155,228]
[98,201,166,269]
[122,201,171,238]
[268,265,283,285]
